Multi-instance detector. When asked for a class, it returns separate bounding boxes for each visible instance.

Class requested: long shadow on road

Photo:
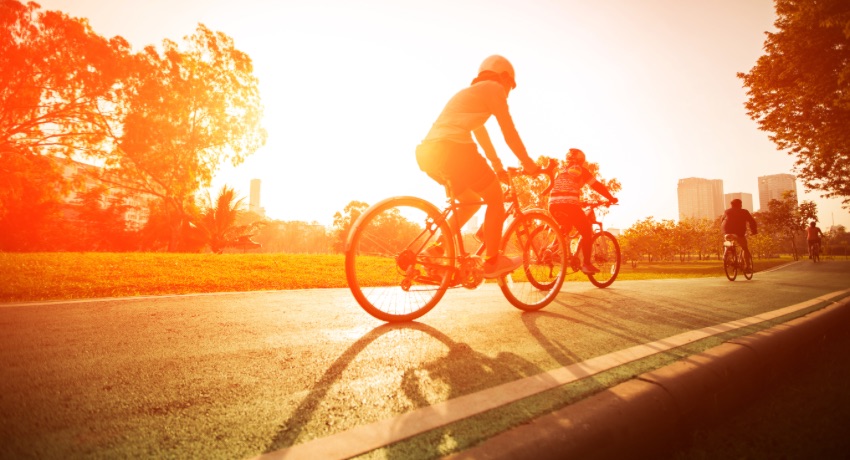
[263,321,552,458]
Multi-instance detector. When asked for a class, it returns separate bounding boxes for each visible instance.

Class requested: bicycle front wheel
[499,211,567,311]
[743,251,754,280]
[723,249,737,281]
[587,231,621,288]
[345,196,454,322]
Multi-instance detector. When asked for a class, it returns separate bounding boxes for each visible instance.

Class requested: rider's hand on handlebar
[521,160,540,175]
[609,197,619,205]
[495,167,510,184]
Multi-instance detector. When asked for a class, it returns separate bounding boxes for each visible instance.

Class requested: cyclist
[415,55,540,278]
[806,221,823,259]
[720,198,758,267]
[548,148,618,275]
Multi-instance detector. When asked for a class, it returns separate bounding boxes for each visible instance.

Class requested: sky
[37,0,850,230]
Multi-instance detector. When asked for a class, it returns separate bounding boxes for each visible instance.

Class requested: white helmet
[478,55,516,89]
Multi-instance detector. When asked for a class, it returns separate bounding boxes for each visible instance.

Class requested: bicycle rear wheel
[813,244,820,263]
[723,249,737,281]
[587,231,621,288]
[743,251,754,280]
[345,196,454,322]
[499,211,567,311]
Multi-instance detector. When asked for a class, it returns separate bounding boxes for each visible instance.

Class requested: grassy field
[0,252,792,303]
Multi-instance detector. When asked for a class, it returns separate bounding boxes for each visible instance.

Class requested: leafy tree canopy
[738,0,850,208]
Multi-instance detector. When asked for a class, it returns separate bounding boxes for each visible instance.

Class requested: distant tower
[677,178,724,221]
[724,192,754,213]
[249,179,265,217]
[758,174,797,211]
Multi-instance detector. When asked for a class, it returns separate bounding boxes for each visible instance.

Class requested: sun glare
[31,0,850,230]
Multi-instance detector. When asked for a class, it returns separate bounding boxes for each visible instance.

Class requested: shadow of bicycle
[262,321,550,458]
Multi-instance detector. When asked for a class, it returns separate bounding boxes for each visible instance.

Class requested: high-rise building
[758,174,797,211]
[723,192,754,213]
[249,178,265,217]
[677,177,724,221]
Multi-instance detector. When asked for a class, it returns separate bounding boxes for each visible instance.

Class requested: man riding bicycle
[547,148,618,275]
[720,198,757,267]
[415,55,539,278]
[806,221,824,259]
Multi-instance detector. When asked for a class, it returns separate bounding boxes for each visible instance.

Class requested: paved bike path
[447,278,850,459]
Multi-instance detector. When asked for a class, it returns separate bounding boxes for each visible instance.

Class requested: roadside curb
[447,294,850,460]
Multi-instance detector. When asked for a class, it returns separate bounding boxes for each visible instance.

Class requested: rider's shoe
[580,263,600,275]
[482,255,522,279]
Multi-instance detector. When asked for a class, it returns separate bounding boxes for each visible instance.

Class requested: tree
[0,0,130,248]
[825,224,848,257]
[332,201,370,253]
[760,191,817,260]
[738,0,850,208]
[73,185,136,251]
[196,185,261,254]
[101,24,267,251]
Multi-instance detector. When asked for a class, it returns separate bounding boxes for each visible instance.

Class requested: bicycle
[543,201,621,288]
[344,162,567,322]
[722,234,753,281]
[809,240,821,263]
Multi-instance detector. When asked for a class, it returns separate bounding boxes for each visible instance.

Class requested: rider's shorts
[416,140,496,195]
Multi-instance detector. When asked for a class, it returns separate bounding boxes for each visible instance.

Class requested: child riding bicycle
[547,148,618,275]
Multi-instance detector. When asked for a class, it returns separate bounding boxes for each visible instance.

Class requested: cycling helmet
[478,55,516,89]
[566,148,586,165]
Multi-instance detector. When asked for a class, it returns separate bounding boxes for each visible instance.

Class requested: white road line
[251,288,850,460]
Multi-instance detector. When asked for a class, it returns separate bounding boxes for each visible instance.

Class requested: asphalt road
[1,261,848,459]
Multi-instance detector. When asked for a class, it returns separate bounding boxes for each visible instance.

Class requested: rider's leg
[476,178,505,260]
[447,189,481,238]
[740,236,752,267]
[572,209,597,273]
[476,178,523,278]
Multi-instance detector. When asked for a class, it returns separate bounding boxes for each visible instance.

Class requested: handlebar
[505,158,558,195]
[583,201,617,209]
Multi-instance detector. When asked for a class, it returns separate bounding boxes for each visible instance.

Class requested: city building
[56,157,152,230]
[677,177,724,221]
[249,178,265,217]
[758,173,797,211]
[723,192,754,213]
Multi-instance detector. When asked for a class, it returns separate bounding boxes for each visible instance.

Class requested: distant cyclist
[720,198,758,267]
[415,55,539,278]
[806,221,823,259]
[548,148,618,275]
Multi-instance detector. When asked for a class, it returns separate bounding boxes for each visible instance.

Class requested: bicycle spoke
[499,211,566,311]
[346,197,454,322]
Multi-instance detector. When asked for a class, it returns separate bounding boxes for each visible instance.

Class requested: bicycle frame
[555,202,611,270]
[344,160,567,321]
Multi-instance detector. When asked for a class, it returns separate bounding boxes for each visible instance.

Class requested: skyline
[36,0,850,230]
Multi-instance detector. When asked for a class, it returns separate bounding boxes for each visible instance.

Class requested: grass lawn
[0,252,793,303]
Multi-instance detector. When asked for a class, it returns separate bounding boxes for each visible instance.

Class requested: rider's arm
[487,87,536,171]
[590,180,616,202]
[747,212,758,235]
[472,126,504,172]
